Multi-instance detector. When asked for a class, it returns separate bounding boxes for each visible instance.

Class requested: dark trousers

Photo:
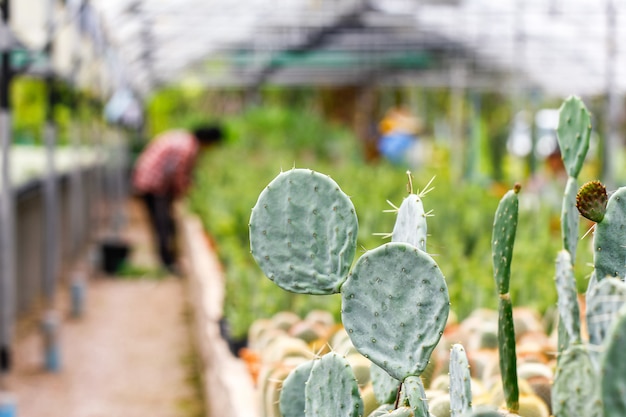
[141,193,176,268]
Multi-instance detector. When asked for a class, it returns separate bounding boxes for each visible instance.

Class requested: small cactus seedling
[249,168,358,294]
[491,184,521,414]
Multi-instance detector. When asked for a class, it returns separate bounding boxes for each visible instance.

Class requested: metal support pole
[0,0,15,384]
[41,0,61,372]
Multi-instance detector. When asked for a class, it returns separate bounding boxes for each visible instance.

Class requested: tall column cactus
[491,183,521,414]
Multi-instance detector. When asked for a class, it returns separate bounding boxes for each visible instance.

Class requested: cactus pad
[554,250,581,344]
[304,352,363,417]
[405,375,430,417]
[552,344,602,417]
[370,362,401,405]
[586,277,626,348]
[576,180,607,223]
[561,177,580,260]
[492,185,520,295]
[249,168,358,294]
[449,344,472,417]
[341,242,449,381]
[392,194,428,251]
[279,359,315,417]
[600,305,626,417]
[497,296,519,414]
[593,186,626,281]
[556,95,592,178]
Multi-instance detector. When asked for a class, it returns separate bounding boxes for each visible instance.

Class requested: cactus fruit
[551,344,602,417]
[304,352,364,417]
[449,344,472,417]
[341,242,450,381]
[249,168,358,294]
[600,305,626,417]
[554,250,582,344]
[556,95,592,179]
[576,180,608,223]
[593,186,626,281]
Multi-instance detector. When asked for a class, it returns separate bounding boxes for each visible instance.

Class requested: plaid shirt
[132,130,200,197]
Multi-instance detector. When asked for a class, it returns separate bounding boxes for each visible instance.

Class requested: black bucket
[100,240,130,275]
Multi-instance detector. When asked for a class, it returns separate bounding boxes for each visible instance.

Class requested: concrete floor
[5,198,204,417]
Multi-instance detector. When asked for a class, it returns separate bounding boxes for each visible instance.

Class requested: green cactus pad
[600,305,626,417]
[392,194,428,251]
[576,180,607,223]
[279,359,315,417]
[341,242,450,381]
[556,95,592,178]
[304,352,364,417]
[586,277,626,348]
[498,296,519,414]
[249,168,358,294]
[593,186,626,281]
[384,407,415,417]
[405,375,429,417]
[459,409,500,417]
[552,344,602,417]
[492,185,520,295]
[366,404,394,417]
[561,177,579,261]
[554,250,582,344]
[449,344,472,417]
[370,362,402,405]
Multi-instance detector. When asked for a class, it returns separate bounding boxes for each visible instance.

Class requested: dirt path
[6,199,204,417]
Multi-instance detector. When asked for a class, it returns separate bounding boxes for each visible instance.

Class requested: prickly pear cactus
[304,352,364,417]
[404,375,429,417]
[249,168,358,294]
[600,305,626,417]
[491,184,521,414]
[341,242,450,381]
[492,184,520,295]
[586,277,626,348]
[449,344,472,417]
[391,193,428,252]
[370,362,401,405]
[552,344,602,417]
[556,95,592,179]
[593,186,626,281]
[554,250,581,344]
[561,177,580,261]
[279,359,315,417]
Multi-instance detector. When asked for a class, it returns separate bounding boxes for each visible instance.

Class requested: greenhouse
[1,0,626,416]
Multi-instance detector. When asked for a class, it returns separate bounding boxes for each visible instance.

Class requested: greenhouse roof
[8,0,626,98]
